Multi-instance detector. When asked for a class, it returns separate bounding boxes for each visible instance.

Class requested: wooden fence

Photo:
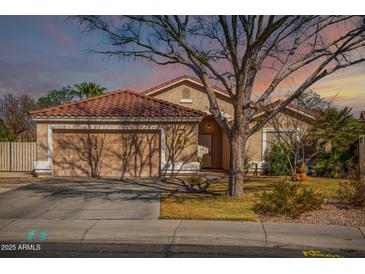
[0,142,36,172]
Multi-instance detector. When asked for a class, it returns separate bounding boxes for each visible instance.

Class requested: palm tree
[74,82,106,99]
[315,107,365,152]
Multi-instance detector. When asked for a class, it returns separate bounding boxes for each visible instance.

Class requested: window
[262,128,300,160]
[180,88,192,103]
[182,88,190,99]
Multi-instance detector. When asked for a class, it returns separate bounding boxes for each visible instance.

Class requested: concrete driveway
[0,177,161,220]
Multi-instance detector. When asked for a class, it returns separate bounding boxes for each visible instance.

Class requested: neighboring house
[30,75,315,177]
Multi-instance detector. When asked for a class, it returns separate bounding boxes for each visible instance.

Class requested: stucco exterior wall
[34,120,199,176]
[152,81,234,116]
[247,129,263,163]
[267,112,311,132]
[209,111,311,171]
[221,129,263,170]
[36,123,48,162]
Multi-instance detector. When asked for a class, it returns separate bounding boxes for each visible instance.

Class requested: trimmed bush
[264,144,292,176]
[253,180,323,218]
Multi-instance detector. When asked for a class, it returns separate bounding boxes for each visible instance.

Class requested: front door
[198,134,212,168]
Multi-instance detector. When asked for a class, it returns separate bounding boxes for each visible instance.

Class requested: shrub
[315,148,358,178]
[185,175,211,192]
[315,153,343,178]
[253,180,323,218]
[336,164,365,208]
[264,144,292,176]
[186,175,201,187]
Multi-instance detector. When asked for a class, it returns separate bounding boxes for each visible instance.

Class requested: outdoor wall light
[207,123,212,130]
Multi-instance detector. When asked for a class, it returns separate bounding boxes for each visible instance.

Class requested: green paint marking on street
[27,229,36,241]
[39,230,47,240]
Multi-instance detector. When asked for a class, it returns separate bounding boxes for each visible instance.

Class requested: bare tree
[75,16,365,197]
[291,90,332,111]
[0,93,36,141]
[268,113,317,176]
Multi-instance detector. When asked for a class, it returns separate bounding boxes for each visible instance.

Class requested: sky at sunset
[0,16,364,116]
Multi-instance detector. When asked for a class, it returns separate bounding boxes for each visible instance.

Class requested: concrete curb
[0,219,364,252]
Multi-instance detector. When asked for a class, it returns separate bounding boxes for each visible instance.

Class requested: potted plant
[296,164,308,181]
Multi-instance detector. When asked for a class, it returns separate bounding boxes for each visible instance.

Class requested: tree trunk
[228,134,247,197]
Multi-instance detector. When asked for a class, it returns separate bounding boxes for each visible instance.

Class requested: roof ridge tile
[29,88,205,118]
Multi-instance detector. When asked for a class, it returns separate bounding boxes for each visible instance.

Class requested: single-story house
[30,75,315,177]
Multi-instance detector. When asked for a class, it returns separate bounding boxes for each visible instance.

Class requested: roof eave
[31,116,204,123]
[144,77,231,99]
[252,105,316,121]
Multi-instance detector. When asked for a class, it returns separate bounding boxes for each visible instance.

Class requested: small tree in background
[0,119,17,141]
[292,90,332,111]
[0,82,107,141]
[36,82,106,109]
[36,86,77,109]
[0,93,36,141]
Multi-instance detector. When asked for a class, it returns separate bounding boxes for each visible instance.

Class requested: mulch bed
[258,204,365,226]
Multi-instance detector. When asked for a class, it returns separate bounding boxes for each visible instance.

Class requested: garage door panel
[98,133,159,177]
[53,133,98,177]
[52,130,160,177]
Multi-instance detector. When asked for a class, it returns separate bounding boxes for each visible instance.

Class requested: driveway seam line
[166,220,182,257]
[358,226,365,240]
[0,219,16,231]
[81,220,99,242]
[260,221,268,247]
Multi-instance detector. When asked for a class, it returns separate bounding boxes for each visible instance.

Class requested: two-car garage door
[52,130,160,177]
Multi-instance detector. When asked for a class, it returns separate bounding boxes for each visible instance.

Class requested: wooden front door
[198,134,212,168]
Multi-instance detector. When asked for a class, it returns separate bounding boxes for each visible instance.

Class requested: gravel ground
[259,204,365,226]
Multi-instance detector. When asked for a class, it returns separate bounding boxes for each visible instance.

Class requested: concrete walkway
[0,219,364,252]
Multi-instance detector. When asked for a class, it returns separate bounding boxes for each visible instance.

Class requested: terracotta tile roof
[142,75,230,97]
[29,89,205,118]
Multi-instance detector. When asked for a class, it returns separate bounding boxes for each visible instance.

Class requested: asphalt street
[1,242,364,258]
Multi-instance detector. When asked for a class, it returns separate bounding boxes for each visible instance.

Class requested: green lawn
[160,176,342,221]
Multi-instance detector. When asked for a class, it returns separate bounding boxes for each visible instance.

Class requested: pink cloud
[131,63,190,91]
[40,20,75,50]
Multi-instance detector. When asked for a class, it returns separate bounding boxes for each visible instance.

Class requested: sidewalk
[0,219,364,252]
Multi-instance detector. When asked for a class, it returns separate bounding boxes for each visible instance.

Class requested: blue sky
[0,16,364,116]
[0,16,187,98]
